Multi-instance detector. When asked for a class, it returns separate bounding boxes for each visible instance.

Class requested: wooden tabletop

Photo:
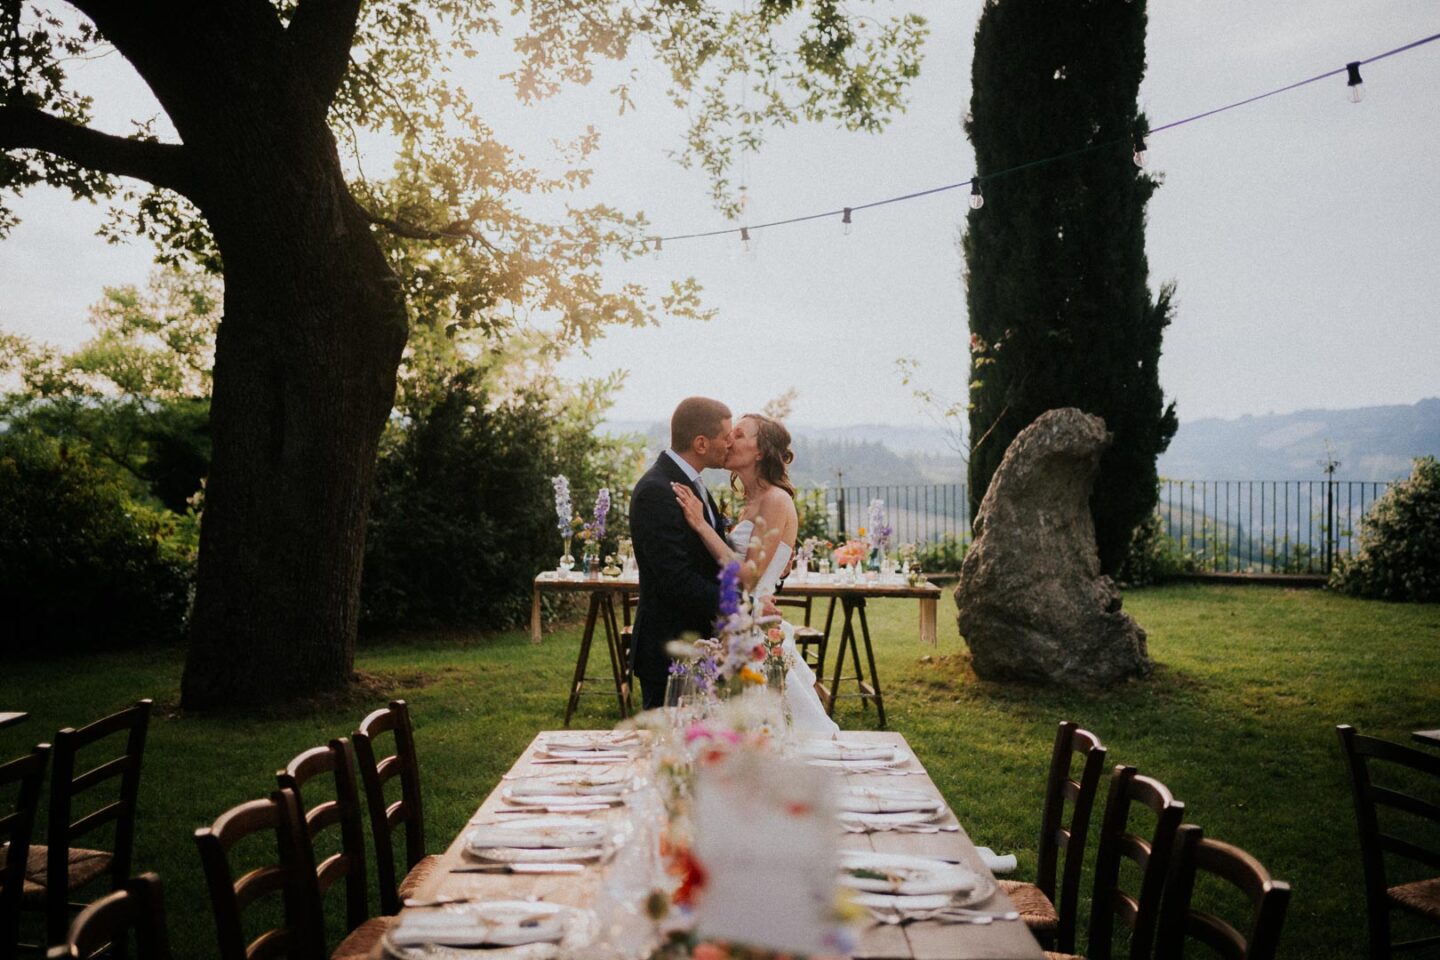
[531,570,943,600]
[0,712,28,731]
[1412,729,1440,748]
[405,730,1041,960]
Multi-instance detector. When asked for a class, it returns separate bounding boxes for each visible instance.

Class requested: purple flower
[590,487,610,541]
[552,476,573,538]
[718,560,742,618]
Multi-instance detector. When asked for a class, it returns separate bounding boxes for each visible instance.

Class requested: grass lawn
[3,583,1437,959]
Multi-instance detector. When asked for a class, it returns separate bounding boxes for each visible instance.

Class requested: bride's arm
[671,482,737,566]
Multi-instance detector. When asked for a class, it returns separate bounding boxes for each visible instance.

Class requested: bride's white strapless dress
[728,520,839,736]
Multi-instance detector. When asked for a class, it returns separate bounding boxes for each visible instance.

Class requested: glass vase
[558,537,575,575]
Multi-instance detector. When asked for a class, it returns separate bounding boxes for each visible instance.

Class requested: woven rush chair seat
[20,848,112,901]
[997,878,1059,932]
[395,855,442,901]
[331,915,395,960]
[1390,877,1440,922]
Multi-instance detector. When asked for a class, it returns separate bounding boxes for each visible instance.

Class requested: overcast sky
[2,1,1437,429]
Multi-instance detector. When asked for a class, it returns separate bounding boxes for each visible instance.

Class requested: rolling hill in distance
[603,398,1439,487]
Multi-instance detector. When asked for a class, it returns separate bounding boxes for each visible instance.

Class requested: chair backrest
[1337,724,1440,949]
[276,738,368,937]
[1155,824,1291,960]
[45,872,171,960]
[621,592,640,627]
[194,788,323,960]
[352,701,425,915]
[1034,720,1108,953]
[2,744,51,952]
[1086,764,1185,960]
[44,700,152,942]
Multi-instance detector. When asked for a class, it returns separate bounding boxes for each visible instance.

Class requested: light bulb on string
[1346,61,1365,102]
[969,180,984,210]
[740,226,752,255]
[1132,134,1148,168]
[653,237,663,261]
[842,207,853,236]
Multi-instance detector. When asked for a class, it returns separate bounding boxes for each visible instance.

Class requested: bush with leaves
[0,431,195,657]
[361,369,642,632]
[1117,512,1196,586]
[1329,457,1440,602]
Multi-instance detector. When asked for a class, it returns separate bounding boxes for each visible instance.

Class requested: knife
[449,862,586,874]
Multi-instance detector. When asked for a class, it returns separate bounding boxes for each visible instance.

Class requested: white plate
[466,816,610,850]
[838,785,945,814]
[506,772,631,797]
[385,901,567,949]
[502,788,625,807]
[468,844,607,864]
[537,747,633,761]
[804,749,915,770]
[540,731,640,749]
[386,943,559,960]
[840,852,995,907]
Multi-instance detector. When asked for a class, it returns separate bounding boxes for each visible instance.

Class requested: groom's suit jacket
[629,454,727,709]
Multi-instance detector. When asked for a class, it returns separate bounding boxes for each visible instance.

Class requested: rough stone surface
[956,408,1151,688]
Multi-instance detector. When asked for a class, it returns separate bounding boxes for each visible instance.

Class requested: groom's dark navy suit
[629,453,727,709]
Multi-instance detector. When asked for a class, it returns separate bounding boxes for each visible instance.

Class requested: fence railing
[763,479,1391,576]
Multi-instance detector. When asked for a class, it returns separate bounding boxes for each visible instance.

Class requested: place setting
[835,783,957,835]
[839,850,1017,927]
[456,814,617,875]
[381,897,597,958]
[791,737,921,773]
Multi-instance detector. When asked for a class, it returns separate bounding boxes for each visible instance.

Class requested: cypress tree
[962,0,1178,573]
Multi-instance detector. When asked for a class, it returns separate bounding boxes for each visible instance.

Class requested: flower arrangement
[867,499,892,553]
[797,537,830,571]
[831,539,868,568]
[550,475,573,538]
[580,486,610,544]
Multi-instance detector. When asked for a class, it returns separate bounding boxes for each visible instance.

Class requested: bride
[671,412,839,736]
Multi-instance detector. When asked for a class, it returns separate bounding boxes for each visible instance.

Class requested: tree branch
[363,207,498,253]
[288,0,363,109]
[0,105,194,197]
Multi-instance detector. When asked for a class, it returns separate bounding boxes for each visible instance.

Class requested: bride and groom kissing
[628,396,836,734]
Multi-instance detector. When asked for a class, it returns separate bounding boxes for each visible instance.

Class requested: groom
[629,396,733,710]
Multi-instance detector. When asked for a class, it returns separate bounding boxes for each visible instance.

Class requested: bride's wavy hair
[732,413,796,499]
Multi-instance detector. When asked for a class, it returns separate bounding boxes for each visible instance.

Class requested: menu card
[691,749,840,954]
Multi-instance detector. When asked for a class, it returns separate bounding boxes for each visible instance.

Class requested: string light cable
[647,29,1440,251]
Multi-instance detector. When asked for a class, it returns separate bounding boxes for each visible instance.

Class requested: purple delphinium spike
[552,476,573,537]
[718,560,742,618]
[591,487,610,540]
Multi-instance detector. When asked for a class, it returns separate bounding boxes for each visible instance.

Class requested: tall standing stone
[956,408,1151,687]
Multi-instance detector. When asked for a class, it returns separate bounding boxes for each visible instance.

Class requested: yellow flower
[739,666,766,685]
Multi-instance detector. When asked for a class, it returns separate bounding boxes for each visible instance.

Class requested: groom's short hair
[671,397,732,451]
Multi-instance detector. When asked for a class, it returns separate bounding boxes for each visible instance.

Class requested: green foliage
[1118,512,1195,585]
[1330,456,1440,602]
[0,430,195,657]
[361,368,643,631]
[916,533,967,573]
[962,0,1177,575]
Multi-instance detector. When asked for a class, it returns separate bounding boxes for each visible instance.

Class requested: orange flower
[692,945,727,960]
[739,665,765,684]
[673,848,709,908]
[766,627,784,642]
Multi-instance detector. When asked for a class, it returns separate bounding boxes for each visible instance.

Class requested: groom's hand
[760,597,780,619]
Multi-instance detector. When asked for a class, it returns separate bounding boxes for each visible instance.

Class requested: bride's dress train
[728,520,839,737]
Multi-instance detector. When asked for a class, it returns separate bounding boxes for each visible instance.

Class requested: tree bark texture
[60,1,407,706]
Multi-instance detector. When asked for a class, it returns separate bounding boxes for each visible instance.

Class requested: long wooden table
[402,730,1042,960]
[530,572,944,729]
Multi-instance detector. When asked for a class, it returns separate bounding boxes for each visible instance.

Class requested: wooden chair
[2,745,50,957]
[195,787,325,960]
[997,721,1108,952]
[23,700,151,946]
[353,701,439,915]
[1338,724,1440,959]
[277,738,390,951]
[1154,824,1291,960]
[1047,765,1184,960]
[619,592,640,709]
[772,594,835,676]
[44,872,170,960]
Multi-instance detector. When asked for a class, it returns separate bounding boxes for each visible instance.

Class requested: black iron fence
[763,479,1393,576]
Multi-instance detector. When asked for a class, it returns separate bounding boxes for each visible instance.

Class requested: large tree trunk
[167,21,407,708]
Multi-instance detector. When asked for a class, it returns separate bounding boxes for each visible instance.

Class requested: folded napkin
[975,846,1018,875]
[507,777,629,798]
[838,788,943,814]
[794,741,895,762]
[389,910,564,948]
[466,823,607,849]
[538,748,632,761]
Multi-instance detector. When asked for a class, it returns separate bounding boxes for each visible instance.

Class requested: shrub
[361,371,641,631]
[1329,457,1440,602]
[0,431,194,656]
[1118,512,1196,586]
[916,533,967,573]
